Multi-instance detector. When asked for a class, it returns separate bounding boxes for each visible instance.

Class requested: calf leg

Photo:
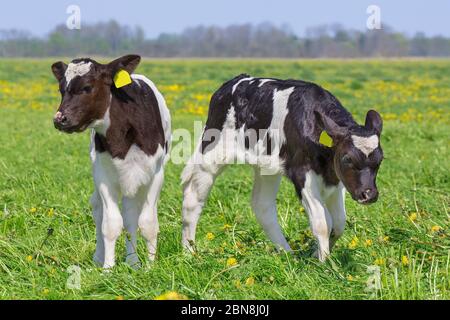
[122,195,142,267]
[93,162,122,269]
[90,189,104,266]
[181,160,224,252]
[138,168,164,262]
[326,183,346,250]
[300,172,333,262]
[251,168,291,251]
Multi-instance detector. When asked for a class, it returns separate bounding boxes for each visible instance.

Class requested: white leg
[90,189,104,266]
[251,167,291,251]
[93,161,123,269]
[181,161,224,252]
[326,183,346,250]
[301,172,333,262]
[122,195,142,267]
[139,168,164,262]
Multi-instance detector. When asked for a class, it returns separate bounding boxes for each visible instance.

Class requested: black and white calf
[51,55,171,268]
[181,74,383,261]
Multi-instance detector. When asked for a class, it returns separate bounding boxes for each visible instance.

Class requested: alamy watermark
[66,265,81,290]
[365,265,382,297]
[366,5,382,30]
[170,122,282,175]
[66,5,81,30]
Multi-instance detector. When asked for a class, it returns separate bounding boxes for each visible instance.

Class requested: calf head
[51,55,141,133]
[319,110,384,204]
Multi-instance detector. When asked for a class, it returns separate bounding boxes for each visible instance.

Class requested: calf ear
[365,110,383,136]
[314,111,347,140]
[107,54,141,76]
[51,62,68,82]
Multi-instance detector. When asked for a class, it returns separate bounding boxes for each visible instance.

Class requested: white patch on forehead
[232,77,253,94]
[351,135,379,157]
[65,61,93,87]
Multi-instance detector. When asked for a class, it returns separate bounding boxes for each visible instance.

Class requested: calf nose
[53,111,68,127]
[360,188,378,203]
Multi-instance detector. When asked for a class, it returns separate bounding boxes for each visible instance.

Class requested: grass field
[0,59,449,300]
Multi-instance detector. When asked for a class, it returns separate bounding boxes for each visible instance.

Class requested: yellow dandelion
[116,296,124,300]
[431,225,442,233]
[401,255,409,266]
[374,258,385,266]
[155,291,188,300]
[226,257,238,267]
[245,277,255,286]
[30,207,37,214]
[26,255,33,262]
[206,232,215,241]
[346,275,354,281]
[48,208,54,217]
[299,207,305,213]
[365,239,373,247]
[381,236,390,243]
[408,212,417,222]
[222,224,232,231]
[42,288,49,295]
[348,236,359,249]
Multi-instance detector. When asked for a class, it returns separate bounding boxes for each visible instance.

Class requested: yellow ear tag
[114,70,132,88]
[319,131,333,147]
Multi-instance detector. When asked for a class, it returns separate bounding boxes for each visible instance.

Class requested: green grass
[0,59,449,300]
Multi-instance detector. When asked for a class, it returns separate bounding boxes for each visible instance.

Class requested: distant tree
[0,21,449,58]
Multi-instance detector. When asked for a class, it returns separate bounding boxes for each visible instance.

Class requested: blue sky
[1,0,449,37]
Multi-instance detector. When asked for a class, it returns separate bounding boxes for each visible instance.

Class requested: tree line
[1,20,449,58]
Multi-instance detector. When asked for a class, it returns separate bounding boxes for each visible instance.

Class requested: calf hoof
[182,239,196,254]
[126,254,141,269]
[93,253,104,266]
[312,249,329,262]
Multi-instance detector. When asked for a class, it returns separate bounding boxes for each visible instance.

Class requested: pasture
[0,59,449,299]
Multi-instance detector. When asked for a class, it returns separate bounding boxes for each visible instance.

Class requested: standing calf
[182,74,383,261]
[51,55,171,268]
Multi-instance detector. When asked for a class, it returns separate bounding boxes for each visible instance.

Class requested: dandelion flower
[374,258,385,266]
[48,208,54,217]
[245,277,255,286]
[206,232,215,241]
[26,255,33,262]
[365,239,373,247]
[116,296,124,300]
[346,275,354,281]
[348,236,359,249]
[42,288,49,295]
[431,225,442,233]
[226,257,238,267]
[408,212,417,222]
[29,207,37,214]
[222,224,232,231]
[401,255,409,266]
[155,291,188,300]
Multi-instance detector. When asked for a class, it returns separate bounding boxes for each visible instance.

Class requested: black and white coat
[181,74,383,261]
[52,55,171,268]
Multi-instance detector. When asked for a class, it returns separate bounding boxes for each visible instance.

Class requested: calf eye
[83,86,93,94]
[341,155,353,167]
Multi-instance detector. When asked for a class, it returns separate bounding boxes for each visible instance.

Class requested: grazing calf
[181,74,383,261]
[51,55,171,268]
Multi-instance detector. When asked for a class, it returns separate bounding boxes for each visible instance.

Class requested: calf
[181,74,383,261]
[51,55,171,268]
